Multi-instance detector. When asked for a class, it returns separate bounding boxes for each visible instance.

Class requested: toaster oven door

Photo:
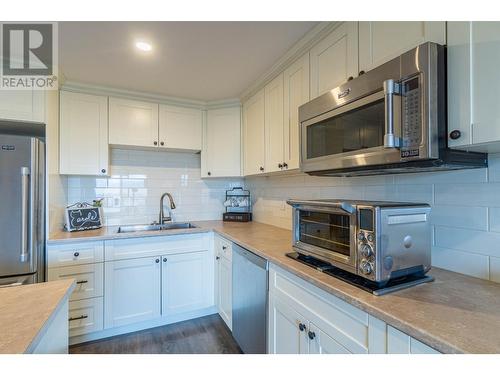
[292,206,357,273]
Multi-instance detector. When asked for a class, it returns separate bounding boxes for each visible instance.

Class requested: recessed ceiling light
[135,41,152,52]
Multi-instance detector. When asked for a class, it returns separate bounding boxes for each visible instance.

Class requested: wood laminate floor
[69,314,242,354]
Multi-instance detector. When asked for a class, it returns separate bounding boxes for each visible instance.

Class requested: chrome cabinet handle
[216,256,220,260]
[163,257,167,262]
[383,79,401,148]
[308,330,316,340]
[69,315,88,322]
[20,167,30,262]
[76,280,88,284]
[155,258,160,263]
[73,252,80,257]
[298,323,306,331]
[222,245,227,250]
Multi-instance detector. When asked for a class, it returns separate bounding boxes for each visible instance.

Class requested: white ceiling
[59,22,318,101]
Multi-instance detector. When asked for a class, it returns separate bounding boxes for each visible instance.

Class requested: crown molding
[61,81,242,110]
[239,21,342,101]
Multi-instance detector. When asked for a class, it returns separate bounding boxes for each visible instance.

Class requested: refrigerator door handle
[20,166,30,262]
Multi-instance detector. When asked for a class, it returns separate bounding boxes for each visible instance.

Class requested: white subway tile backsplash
[431,246,490,279]
[488,207,500,232]
[62,148,243,226]
[434,183,500,207]
[432,205,488,230]
[435,226,500,257]
[246,153,500,283]
[490,257,500,283]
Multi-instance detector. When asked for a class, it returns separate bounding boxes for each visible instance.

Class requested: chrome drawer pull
[76,280,88,285]
[68,314,88,321]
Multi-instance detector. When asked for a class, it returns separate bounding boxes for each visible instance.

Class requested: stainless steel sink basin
[117,222,197,233]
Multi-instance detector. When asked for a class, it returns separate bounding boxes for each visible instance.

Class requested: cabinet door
[268,296,309,354]
[447,22,473,147]
[359,22,446,73]
[386,326,439,354]
[0,89,45,122]
[283,53,309,171]
[264,74,284,173]
[159,105,202,151]
[243,89,266,175]
[203,106,241,177]
[108,97,158,148]
[104,257,161,328]
[310,22,358,99]
[470,22,500,145]
[162,251,211,316]
[218,254,232,330]
[59,91,108,176]
[308,323,351,354]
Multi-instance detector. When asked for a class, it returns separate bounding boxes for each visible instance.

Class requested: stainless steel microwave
[287,199,431,283]
[299,42,487,176]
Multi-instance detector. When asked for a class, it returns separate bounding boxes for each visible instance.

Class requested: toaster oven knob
[357,232,365,241]
[360,244,373,258]
[360,260,373,275]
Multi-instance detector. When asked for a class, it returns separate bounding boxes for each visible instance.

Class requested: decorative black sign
[65,204,102,232]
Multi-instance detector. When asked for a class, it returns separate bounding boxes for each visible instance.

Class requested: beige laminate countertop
[0,279,75,353]
[49,221,500,354]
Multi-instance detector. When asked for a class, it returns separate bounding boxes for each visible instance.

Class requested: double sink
[117,222,198,234]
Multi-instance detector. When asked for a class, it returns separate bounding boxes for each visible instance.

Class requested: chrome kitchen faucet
[159,192,176,224]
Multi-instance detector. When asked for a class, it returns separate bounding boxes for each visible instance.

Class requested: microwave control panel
[401,76,421,158]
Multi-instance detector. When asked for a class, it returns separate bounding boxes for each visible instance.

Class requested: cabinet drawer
[215,235,232,261]
[68,297,104,337]
[105,233,210,261]
[269,264,369,353]
[48,263,103,301]
[48,241,104,268]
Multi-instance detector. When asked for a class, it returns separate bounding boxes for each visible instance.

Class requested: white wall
[245,153,500,283]
[58,148,242,228]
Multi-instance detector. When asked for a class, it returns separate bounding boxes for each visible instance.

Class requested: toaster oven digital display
[359,208,373,231]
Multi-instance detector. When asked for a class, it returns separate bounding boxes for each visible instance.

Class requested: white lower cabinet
[269,296,308,354]
[309,323,351,354]
[68,297,104,337]
[104,256,162,328]
[214,235,232,330]
[161,251,212,316]
[268,264,441,354]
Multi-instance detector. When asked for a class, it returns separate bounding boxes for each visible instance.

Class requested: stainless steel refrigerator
[0,121,45,286]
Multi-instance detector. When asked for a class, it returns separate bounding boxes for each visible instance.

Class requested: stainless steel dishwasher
[232,244,268,354]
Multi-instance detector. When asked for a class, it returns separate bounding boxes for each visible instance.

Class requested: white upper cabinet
[310,22,359,99]
[159,105,202,151]
[264,74,285,173]
[448,22,500,152]
[202,106,241,178]
[283,52,310,171]
[108,97,159,148]
[0,89,45,123]
[243,88,266,175]
[359,22,446,73]
[59,91,108,176]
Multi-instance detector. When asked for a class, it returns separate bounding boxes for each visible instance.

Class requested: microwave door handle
[383,79,401,148]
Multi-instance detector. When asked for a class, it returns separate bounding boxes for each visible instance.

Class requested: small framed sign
[65,203,103,232]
